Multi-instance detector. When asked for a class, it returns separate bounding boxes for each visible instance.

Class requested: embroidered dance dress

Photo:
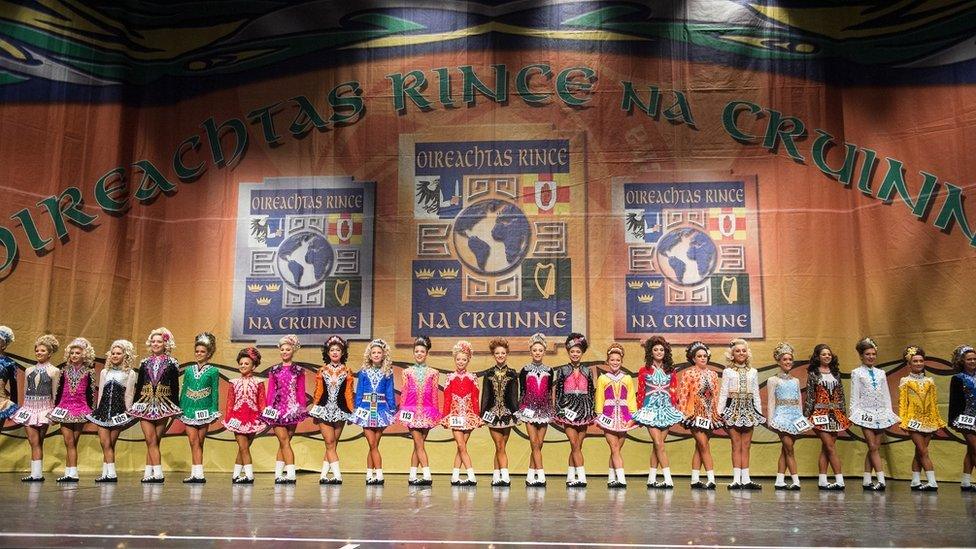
[898,373,946,433]
[595,371,638,432]
[87,368,136,428]
[0,355,19,419]
[263,363,309,426]
[633,366,683,428]
[222,376,266,434]
[309,364,354,423]
[848,365,900,429]
[516,362,556,423]
[14,363,59,426]
[128,355,181,420]
[50,363,95,423]
[481,365,519,427]
[351,367,396,428]
[440,372,483,430]
[949,371,976,433]
[804,370,851,432]
[718,366,766,428]
[765,373,806,434]
[397,364,441,429]
[678,367,723,429]
[554,364,597,426]
[179,363,221,426]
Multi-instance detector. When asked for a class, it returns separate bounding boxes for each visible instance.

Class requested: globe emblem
[452,199,531,276]
[654,227,717,286]
[275,231,334,290]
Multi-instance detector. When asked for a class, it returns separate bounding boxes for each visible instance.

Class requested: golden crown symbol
[415,269,435,279]
[255,297,272,306]
[247,283,263,292]
[438,268,459,279]
[427,286,447,298]
[647,280,663,289]
[266,283,281,292]
[627,281,644,289]
[637,294,653,303]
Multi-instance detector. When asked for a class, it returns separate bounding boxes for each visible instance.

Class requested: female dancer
[441,340,482,486]
[481,338,519,486]
[179,332,222,483]
[949,344,976,491]
[264,334,308,484]
[309,335,354,484]
[351,339,396,485]
[718,338,765,490]
[15,334,60,482]
[804,343,851,490]
[516,333,556,487]
[633,336,683,489]
[223,347,265,484]
[0,326,19,422]
[398,335,441,486]
[596,343,637,488]
[765,342,804,490]
[678,341,721,490]
[899,345,945,491]
[88,340,137,483]
[554,333,596,487]
[129,328,182,483]
[51,337,96,482]
[848,337,899,491]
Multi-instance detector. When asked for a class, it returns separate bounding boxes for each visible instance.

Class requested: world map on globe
[275,231,334,289]
[452,199,531,275]
[655,227,717,286]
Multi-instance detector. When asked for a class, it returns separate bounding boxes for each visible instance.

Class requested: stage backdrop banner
[0,2,975,478]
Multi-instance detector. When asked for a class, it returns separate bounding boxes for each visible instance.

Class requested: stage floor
[0,473,973,548]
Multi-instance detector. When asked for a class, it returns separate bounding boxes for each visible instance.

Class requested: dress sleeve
[352,371,364,409]
[125,370,137,409]
[312,370,324,405]
[266,368,278,407]
[8,365,17,406]
[625,375,638,413]
[928,379,945,428]
[898,379,909,428]
[949,375,964,425]
[470,377,481,417]
[94,369,107,408]
[750,369,762,413]
[85,369,97,410]
[594,374,606,414]
[225,381,236,418]
[480,372,493,414]
[882,372,896,417]
[343,373,355,411]
[257,381,266,411]
[849,369,861,413]
[53,366,65,406]
[803,373,817,417]
[709,371,721,418]
[505,370,520,412]
[554,368,565,408]
[835,374,847,410]
[518,368,528,404]
[677,371,692,417]
[385,372,396,413]
[668,372,678,407]
[441,377,454,417]
[133,364,146,401]
[766,377,779,426]
[168,360,180,403]
[295,369,308,408]
[717,368,731,415]
[636,368,646,407]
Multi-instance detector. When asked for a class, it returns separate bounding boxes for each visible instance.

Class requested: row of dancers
[0,326,974,492]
